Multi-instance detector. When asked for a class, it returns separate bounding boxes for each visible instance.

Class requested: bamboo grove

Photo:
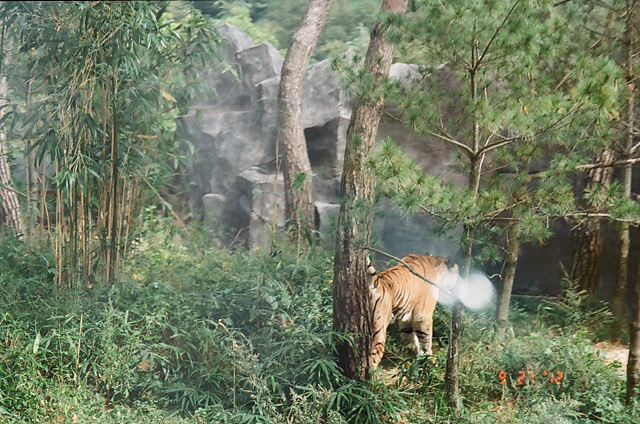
[1,2,220,287]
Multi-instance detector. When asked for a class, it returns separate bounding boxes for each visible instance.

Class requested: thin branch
[427,131,474,155]
[478,137,517,155]
[478,100,585,156]
[475,0,523,71]
[577,157,640,170]
[0,182,27,198]
[141,176,201,256]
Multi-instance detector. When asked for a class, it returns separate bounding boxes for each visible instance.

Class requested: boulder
[179,24,460,255]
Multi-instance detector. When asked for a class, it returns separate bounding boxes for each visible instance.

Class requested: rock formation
[178,23,461,253]
[177,23,637,299]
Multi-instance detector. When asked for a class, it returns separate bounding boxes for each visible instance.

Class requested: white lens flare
[457,273,495,310]
[436,272,495,311]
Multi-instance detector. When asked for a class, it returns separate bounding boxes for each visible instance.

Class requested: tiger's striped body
[368,254,458,371]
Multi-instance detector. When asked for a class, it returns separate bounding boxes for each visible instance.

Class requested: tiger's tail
[366,255,376,288]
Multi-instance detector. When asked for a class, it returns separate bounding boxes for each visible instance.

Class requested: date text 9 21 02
[498,370,563,386]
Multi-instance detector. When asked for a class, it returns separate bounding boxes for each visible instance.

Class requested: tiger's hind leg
[398,320,421,355]
[413,315,433,356]
[370,294,392,371]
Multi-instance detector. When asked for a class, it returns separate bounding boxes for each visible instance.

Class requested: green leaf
[33,332,41,355]
[292,172,307,190]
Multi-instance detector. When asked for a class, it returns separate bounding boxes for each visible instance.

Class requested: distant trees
[261,0,381,58]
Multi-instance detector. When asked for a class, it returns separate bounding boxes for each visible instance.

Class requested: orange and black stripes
[368,254,459,371]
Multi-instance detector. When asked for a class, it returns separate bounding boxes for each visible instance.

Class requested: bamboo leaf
[33,332,41,355]
[161,90,177,102]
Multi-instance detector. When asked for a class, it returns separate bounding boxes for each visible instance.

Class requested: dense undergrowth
[1,226,639,423]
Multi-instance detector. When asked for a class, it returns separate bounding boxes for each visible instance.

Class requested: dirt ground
[594,341,629,374]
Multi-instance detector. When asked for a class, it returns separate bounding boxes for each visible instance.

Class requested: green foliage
[2,1,222,285]
[368,0,631,282]
[235,0,381,59]
[1,227,638,423]
[537,279,615,342]
[224,6,281,49]
[0,227,401,423]
[387,305,633,423]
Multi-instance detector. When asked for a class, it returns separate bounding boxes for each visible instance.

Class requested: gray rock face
[178,24,462,255]
[178,24,355,249]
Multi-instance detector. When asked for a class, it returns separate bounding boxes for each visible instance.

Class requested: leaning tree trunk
[278,0,334,237]
[0,33,23,236]
[570,148,614,293]
[333,0,409,380]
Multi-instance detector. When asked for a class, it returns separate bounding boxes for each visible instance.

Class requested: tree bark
[613,0,636,341]
[445,47,483,411]
[0,27,23,236]
[495,223,520,340]
[628,263,640,402]
[333,0,409,380]
[278,0,334,237]
[445,155,480,411]
[569,148,614,293]
[625,0,639,403]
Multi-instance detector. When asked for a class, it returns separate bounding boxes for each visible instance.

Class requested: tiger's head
[435,256,459,292]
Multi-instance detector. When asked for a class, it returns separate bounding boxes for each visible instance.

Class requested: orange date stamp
[498,369,563,386]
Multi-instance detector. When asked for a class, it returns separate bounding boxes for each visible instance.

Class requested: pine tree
[372,0,622,409]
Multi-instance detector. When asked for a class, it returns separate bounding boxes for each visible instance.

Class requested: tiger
[367,254,459,371]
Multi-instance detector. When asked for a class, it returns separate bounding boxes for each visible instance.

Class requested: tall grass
[1,229,638,423]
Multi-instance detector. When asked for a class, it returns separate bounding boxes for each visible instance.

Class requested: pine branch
[577,157,640,170]
[427,131,474,155]
[478,100,585,156]
[474,0,523,71]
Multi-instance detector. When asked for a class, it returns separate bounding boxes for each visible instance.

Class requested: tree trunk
[613,0,636,341]
[0,134,22,236]
[495,223,520,340]
[625,0,639,402]
[445,48,483,411]
[570,148,614,293]
[445,156,479,411]
[628,264,640,402]
[333,0,409,380]
[278,0,334,237]
[0,29,23,236]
